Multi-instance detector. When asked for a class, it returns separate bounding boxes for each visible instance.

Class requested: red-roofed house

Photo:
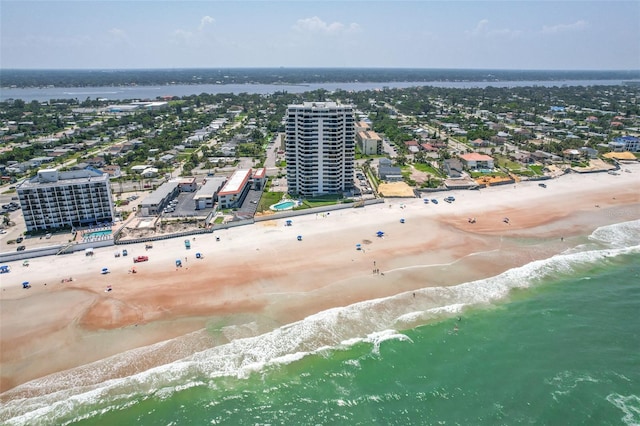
[470,138,490,147]
[459,153,494,170]
[405,140,420,153]
[420,143,438,152]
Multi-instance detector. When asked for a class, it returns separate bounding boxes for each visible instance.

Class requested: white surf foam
[606,393,640,426]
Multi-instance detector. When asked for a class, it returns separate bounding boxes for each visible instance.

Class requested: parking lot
[160,192,212,218]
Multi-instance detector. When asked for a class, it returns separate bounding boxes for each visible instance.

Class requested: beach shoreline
[1,166,639,396]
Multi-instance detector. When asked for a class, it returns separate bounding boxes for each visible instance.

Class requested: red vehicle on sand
[133,255,149,263]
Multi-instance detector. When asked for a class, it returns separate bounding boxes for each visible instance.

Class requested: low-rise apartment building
[357,130,383,155]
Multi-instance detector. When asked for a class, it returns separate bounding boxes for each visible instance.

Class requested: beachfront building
[193,176,226,210]
[459,153,495,170]
[217,169,253,209]
[611,136,640,152]
[139,181,180,216]
[285,101,355,197]
[378,158,403,182]
[16,168,115,232]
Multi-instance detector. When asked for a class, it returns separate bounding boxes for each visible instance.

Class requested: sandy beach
[1,166,639,395]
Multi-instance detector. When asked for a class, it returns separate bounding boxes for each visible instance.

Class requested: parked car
[431,199,438,204]
[538,183,547,188]
[16,237,23,243]
[122,249,128,256]
[17,245,26,251]
[133,255,148,263]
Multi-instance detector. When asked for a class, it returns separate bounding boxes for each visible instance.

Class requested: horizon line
[1,67,639,72]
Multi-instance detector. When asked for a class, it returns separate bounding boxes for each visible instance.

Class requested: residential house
[562,149,582,161]
[443,158,464,178]
[612,136,640,152]
[459,153,495,170]
[102,165,121,178]
[404,140,420,154]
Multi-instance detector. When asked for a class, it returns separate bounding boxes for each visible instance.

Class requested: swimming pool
[84,230,112,238]
[271,200,296,211]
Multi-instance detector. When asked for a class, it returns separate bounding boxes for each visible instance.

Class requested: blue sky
[1,1,638,70]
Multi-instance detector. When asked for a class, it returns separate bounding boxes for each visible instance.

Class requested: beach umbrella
[101,267,109,274]
[22,281,30,288]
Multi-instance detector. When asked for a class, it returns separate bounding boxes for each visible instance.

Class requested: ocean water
[2,220,639,425]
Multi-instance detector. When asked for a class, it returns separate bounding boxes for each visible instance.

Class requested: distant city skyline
[1,1,639,71]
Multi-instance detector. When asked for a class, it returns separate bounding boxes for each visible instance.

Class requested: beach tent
[176,259,182,267]
[400,218,405,223]
[101,267,109,274]
[376,231,384,237]
[285,220,292,226]
[196,252,202,259]
[22,281,30,289]
[297,235,302,241]
[356,244,362,250]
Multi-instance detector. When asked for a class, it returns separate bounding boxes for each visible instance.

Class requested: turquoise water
[2,220,639,425]
[272,200,295,211]
[84,230,112,238]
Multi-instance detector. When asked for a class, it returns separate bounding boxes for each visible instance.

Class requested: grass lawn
[257,191,284,212]
[493,154,521,170]
[413,162,443,176]
[528,165,544,175]
[302,194,342,208]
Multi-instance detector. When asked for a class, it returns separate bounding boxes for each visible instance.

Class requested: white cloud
[199,15,215,31]
[107,28,130,44]
[171,15,216,46]
[542,20,588,34]
[108,28,127,39]
[293,16,361,35]
[469,19,490,36]
[466,19,522,38]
